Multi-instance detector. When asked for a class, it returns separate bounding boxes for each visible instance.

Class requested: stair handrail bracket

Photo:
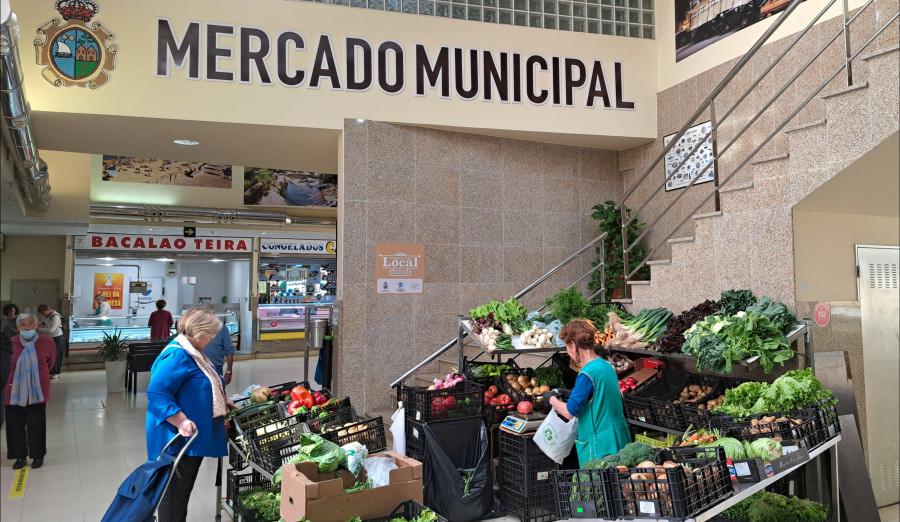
[617,0,897,289]
[390,232,607,389]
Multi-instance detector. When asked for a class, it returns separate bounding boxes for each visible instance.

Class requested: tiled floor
[1,357,317,522]
[881,503,900,522]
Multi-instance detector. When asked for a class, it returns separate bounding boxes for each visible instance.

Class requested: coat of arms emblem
[33,0,116,89]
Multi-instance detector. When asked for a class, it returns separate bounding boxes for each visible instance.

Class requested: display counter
[69,312,239,349]
[256,303,332,341]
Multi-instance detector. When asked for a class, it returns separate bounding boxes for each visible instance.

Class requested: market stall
[389,287,843,522]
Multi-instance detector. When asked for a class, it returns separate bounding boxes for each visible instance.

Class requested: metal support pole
[457,316,465,377]
[842,0,854,85]
[710,98,722,212]
[620,205,630,295]
[599,241,607,303]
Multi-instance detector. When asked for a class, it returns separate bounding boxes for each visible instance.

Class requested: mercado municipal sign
[156,19,637,110]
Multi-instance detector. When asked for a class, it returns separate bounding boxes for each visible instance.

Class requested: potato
[338,429,348,437]
[506,374,516,382]
[525,387,533,395]
[540,385,550,393]
[751,418,760,426]
[512,382,522,392]
[689,385,701,392]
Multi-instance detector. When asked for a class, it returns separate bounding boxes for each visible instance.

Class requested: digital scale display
[499,412,546,434]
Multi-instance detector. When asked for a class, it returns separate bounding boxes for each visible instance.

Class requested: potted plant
[97,328,129,393]
[589,200,652,299]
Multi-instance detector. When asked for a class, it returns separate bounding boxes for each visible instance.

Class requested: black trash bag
[423,417,501,522]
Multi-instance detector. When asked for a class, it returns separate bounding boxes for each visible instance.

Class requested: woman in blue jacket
[548,319,630,466]
[146,308,237,522]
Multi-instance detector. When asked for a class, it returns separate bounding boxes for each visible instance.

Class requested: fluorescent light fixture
[157,258,172,262]
[285,216,292,224]
[209,259,224,263]
[356,119,365,123]
[174,139,200,146]
[101,257,116,261]
[103,263,113,267]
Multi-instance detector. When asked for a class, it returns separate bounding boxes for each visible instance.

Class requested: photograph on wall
[664,121,715,191]
[102,155,232,188]
[243,167,337,207]
[675,0,806,62]
[93,273,124,309]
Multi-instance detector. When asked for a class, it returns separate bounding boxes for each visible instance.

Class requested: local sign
[260,238,337,254]
[375,243,424,294]
[74,234,251,252]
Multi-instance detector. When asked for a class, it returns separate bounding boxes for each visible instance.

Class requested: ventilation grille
[869,263,899,289]
[879,460,900,492]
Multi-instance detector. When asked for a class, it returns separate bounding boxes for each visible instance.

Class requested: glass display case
[69,313,239,346]
[257,303,332,340]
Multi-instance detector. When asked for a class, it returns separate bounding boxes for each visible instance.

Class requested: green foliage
[714,369,835,417]
[238,488,281,521]
[719,289,758,315]
[588,201,651,295]
[682,311,794,374]
[723,491,828,522]
[533,367,565,389]
[97,328,129,362]
[746,297,798,335]
[543,287,590,325]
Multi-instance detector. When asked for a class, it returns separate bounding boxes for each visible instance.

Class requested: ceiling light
[157,258,172,262]
[103,263,113,267]
[209,259,224,263]
[285,216,292,224]
[356,119,365,123]
[101,257,116,261]
[174,139,200,146]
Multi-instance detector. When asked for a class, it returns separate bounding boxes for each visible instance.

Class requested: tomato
[517,401,534,414]
[290,386,314,409]
[441,397,457,410]
[488,385,499,396]
[489,398,501,406]
[497,394,511,405]
[484,392,495,406]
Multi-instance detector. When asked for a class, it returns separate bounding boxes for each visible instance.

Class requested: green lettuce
[746,297,798,335]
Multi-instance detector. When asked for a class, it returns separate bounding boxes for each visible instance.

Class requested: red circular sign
[813,302,830,327]
[270,321,278,327]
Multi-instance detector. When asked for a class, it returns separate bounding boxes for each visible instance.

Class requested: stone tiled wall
[336,120,620,411]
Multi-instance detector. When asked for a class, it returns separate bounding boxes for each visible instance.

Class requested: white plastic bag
[362,455,398,488]
[342,442,368,476]
[390,402,406,455]
[533,410,578,464]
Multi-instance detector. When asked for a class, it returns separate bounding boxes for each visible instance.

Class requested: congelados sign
[156,20,636,110]
[260,238,337,254]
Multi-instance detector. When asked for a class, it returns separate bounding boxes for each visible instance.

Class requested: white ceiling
[794,131,900,217]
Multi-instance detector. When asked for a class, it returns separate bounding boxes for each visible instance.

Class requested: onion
[636,461,656,470]
[662,461,680,468]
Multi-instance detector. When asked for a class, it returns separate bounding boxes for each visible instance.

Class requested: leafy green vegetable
[705,437,746,461]
[458,468,475,495]
[271,433,347,486]
[343,480,373,493]
[470,363,513,378]
[583,303,632,326]
[621,308,672,342]
[469,297,528,334]
[682,312,794,374]
[719,289,758,315]
[388,510,441,522]
[543,287,591,325]
[723,491,828,522]
[747,438,783,463]
[714,369,835,416]
[533,366,565,389]
[596,442,654,469]
[746,297,798,335]
[238,488,282,521]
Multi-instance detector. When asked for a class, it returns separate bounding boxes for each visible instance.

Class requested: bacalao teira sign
[74,233,251,252]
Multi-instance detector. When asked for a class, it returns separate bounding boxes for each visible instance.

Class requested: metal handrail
[619,0,893,285]
[390,232,608,388]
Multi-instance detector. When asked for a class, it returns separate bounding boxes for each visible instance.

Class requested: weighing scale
[499,411,547,435]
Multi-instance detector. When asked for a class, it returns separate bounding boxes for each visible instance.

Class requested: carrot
[688,433,700,443]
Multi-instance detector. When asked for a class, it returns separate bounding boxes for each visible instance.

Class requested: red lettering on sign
[105,237,118,248]
[134,237,146,248]
[92,236,102,247]
[236,240,247,251]
[121,237,131,248]
[194,239,202,249]
[160,238,171,249]
[174,239,186,249]
[225,240,234,250]
[205,239,213,250]
[149,238,157,248]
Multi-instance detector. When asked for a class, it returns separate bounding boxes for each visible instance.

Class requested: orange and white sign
[375,243,424,294]
[74,234,251,252]
[94,273,125,310]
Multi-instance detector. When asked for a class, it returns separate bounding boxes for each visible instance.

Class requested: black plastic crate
[499,481,557,522]
[807,395,840,444]
[400,380,485,423]
[489,423,501,459]
[552,468,613,519]
[305,404,359,434]
[486,402,518,425]
[606,446,732,520]
[765,466,807,498]
[232,381,300,407]
[714,409,820,449]
[364,500,448,522]
[498,431,560,492]
[230,467,279,522]
[622,370,686,429]
[249,423,314,475]
[463,357,520,388]
[321,415,387,453]
[278,396,353,424]
[232,403,284,440]
[668,373,725,432]
[500,368,538,403]
[228,439,251,471]
[404,418,427,463]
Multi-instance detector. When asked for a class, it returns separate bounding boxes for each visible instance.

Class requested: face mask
[19,329,37,341]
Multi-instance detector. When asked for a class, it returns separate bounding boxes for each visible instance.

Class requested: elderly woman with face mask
[5,314,57,470]
[146,308,238,522]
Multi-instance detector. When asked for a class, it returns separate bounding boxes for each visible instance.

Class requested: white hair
[16,313,36,326]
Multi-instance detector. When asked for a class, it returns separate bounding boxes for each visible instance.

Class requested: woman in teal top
[548,319,630,466]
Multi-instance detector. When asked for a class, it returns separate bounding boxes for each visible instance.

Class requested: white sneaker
[51,375,60,380]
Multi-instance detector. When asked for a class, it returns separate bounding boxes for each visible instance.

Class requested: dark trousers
[0,349,10,428]
[5,403,47,460]
[157,454,203,522]
[50,335,64,375]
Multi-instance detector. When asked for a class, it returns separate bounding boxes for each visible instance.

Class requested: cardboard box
[280,452,423,522]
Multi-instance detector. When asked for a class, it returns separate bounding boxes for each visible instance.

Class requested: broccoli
[619,442,654,467]
[597,454,621,468]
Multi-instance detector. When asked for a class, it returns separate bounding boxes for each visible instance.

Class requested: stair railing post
[842,0,853,85]
[457,315,465,374]
[600,240,607,303]
[620,204,629,296]
[710,97,722,212]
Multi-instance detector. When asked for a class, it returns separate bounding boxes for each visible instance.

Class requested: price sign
[814,302,830,327]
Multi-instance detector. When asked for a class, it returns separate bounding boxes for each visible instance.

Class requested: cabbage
[747,438,782,463]
[706,437,746,461]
